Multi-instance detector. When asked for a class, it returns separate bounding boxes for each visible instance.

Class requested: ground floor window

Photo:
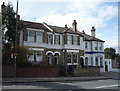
[67,53,72,63]
[47,53,52,64]
[28,51,43,63]
[100,57,103,66]
[95,57,99,66]
[85,57,88,66]
[91,57,93,66]
[53,53,59,64]
[73,53,78,63]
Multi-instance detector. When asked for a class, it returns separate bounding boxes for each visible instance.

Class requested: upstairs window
[28,30,35,42]
[67,35,72,45]
[85,42,88,49]
[95,42,98,50]
[47,34,53,44]
[55,35,60,45]
[73,36,78,45]
[99,43,102,50]
[36,31,43,43]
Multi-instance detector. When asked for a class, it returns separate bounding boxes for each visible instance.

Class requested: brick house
[19,20,105,70]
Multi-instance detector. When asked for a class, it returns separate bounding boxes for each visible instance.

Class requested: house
[19,20,105,71]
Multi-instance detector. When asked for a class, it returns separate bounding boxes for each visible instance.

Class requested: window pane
[48,34,53,44]
[28,36,34,42]
[73,36,78,45]
[36,31,42,42]
[29,30,35,36]
[73,53,77,63]
[67,35,72,45]
[67,53,72,63]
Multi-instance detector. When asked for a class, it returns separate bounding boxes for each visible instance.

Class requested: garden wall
[16,67,60,77]
[73,67,100,77]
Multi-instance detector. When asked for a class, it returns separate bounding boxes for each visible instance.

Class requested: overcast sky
[0,0,119,53]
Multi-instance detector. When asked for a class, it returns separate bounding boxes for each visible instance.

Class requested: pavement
[3,71,119,83]
[2,76,112,83]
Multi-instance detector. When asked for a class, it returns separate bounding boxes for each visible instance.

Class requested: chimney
[65,24,68,28]
[91,26,96,37]
[72,20,77,32]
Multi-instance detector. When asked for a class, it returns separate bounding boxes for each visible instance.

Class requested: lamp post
[14,0,19,77]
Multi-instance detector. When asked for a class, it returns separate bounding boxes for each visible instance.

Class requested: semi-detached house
[19,20,105,70]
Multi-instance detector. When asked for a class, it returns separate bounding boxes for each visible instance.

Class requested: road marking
[95,84,120,89]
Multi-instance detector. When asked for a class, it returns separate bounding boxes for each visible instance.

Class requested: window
[73,36,78,45]
[73,53,78,63]
[95,42,98,50]
[95,57,98,66]
[67,53,72,63]
[54,53,59,64]
[100,57,103,66]
[67,35,72,45]
[47,53,52,64]
[91,42,93,50]
[99,43,102,50]
[85,42,88,49]
[85,57,88,66]
[91,57,93,66]
[55,35,60,45]
[28,51,43,62]
[36,31,43,43]
[28,30,35,42]
[47,34,53,44]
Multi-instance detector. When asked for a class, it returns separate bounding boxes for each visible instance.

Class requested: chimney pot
[65,24,68,28]
[82,30,85,34]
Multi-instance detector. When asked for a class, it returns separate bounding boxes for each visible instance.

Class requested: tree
[1,2,23,65]
[104,48,116,59]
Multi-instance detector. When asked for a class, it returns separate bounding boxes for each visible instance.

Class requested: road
[2,79,119,90]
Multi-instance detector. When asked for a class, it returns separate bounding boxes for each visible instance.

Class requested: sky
[0,0,119,53]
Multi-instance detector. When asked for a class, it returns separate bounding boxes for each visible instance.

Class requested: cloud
[36,0,117,34]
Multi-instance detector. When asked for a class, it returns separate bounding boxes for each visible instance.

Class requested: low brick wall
[2,65,15,77]
[73,67,100,77]
[16,67,60,77]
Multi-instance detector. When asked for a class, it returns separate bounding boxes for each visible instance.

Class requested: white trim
[27,28,44,32]
[67,33,79,36]
[80,56,85,58]
[46,51,54,55]
[30,48,44,51]
[43,22,53,32]
[53,51,61,55]
[67,50,79,52]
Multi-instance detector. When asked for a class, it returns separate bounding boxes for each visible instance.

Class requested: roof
[22,20,50,32]
[78,31,105,42]
[22,20,105,42]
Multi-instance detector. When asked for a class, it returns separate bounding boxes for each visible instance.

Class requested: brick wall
[16,67,60,77]
[2,66,15,77]
[73,67,100,77]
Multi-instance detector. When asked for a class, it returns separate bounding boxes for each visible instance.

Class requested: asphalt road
[2,79,120,90]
